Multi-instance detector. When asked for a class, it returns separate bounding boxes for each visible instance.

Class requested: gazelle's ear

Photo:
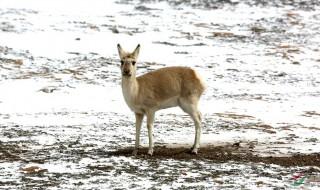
[132,44,140,59]
[117,44,125,59]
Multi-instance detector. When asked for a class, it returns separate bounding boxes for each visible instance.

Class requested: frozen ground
[0,0,320,189]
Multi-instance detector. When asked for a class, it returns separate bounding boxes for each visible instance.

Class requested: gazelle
[117,44,206,156]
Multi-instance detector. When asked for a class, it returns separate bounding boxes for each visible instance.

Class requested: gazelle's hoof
[132,149,138,156]
[147,149,153,156]
[191,148,198,155]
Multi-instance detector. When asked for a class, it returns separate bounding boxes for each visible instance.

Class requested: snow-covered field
[0,0,319,189]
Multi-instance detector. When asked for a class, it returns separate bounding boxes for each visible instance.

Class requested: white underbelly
[156,96,179,110]
[123,94,179,113]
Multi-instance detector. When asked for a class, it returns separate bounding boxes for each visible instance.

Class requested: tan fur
[136,67,205,110]
[117,44,206,156]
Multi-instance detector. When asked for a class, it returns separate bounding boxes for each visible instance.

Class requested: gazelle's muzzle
[122,69,132,77]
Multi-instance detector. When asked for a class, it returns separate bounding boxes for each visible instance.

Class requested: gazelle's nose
[123,69,131,76]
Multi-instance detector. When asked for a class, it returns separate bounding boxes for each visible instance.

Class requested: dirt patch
[107,146,320,167]
[214,112,255,120]
[0,141,27,162]
[302,111,320,117]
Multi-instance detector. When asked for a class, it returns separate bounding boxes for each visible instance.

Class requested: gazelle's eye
[132,61,136,65]
[120,60,124,66]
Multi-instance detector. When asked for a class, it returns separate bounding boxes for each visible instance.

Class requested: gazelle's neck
[121,76,139,105]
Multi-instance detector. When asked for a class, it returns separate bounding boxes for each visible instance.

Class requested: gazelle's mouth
[122,73,132,77]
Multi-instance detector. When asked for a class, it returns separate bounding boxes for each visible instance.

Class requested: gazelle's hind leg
[178,96,202,154]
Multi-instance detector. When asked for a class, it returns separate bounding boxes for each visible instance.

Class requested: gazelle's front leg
[133,113,144,156]
[146,111,155,156]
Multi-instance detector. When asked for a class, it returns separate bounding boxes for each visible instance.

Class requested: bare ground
[108,146,320,167]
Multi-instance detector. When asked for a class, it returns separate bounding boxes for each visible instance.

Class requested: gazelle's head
[117,44,140,78]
